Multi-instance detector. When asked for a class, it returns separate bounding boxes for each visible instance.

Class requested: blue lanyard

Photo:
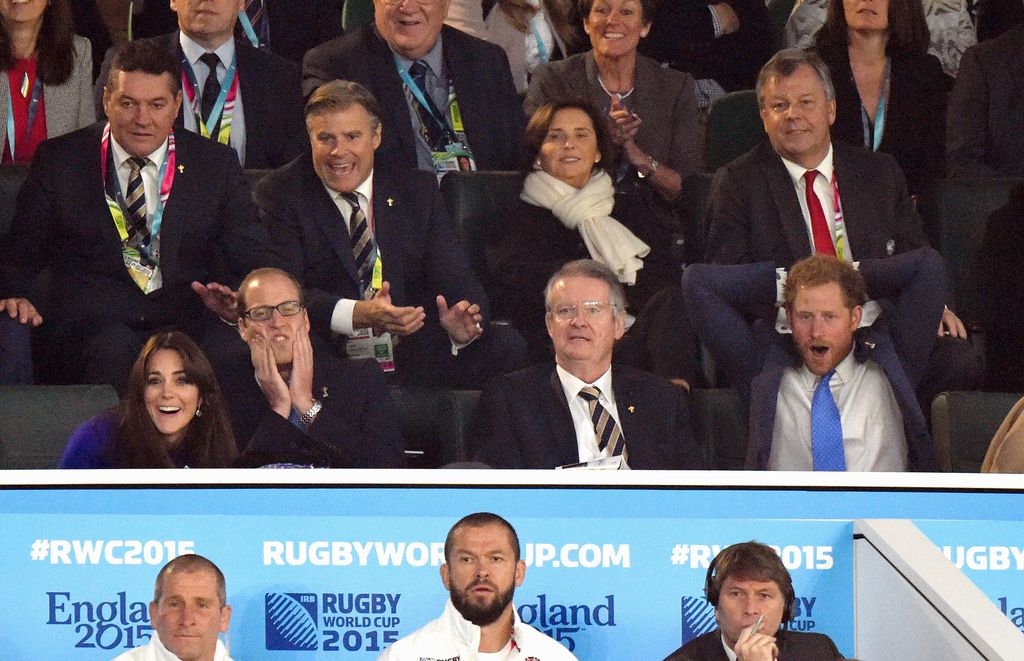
[5,73,43,161]
[394,59,458,144]
[237,12,260,48]
[529,14,550,64]
[103,130,174,256]
[860,57,891,152]
[180,52,238,137]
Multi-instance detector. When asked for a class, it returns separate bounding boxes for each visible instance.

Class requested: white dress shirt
[770,349,909,471]
[179,33,247,166]
[555,364,630,468]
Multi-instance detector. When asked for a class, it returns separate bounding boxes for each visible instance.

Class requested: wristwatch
[299,400,322,426]
[637,156,659,178]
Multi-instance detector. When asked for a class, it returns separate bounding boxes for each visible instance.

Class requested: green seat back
[931,391,1023,472]
[705,90,762,172]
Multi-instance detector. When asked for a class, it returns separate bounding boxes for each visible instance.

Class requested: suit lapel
[612,368,642,450]
[832,146,874,256]
[368,27,419,168]
[302,158,360,284]
[760,145,812,261]
[168,33,187,132]
[545,369,583,466]
[234,38,262,164]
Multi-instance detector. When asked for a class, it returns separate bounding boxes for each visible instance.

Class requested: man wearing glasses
[225,267,404,467]
[474,259,701,470]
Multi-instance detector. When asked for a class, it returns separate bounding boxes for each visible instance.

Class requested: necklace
[597,73,634,101]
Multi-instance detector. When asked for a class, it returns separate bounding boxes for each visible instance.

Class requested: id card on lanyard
[181,53,238,145]
[396,59,476,179]
[5,73,42,163]
[100,123,176,292]
[345,200,393,370]
[830,173,849,262]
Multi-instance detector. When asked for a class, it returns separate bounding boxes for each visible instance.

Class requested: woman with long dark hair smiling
[0,0,94,164]
[60,331,238,468]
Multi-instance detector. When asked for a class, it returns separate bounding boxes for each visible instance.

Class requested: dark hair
[544,258,626,312]
[816,0,930,55]
[524,99,610,173]
[106,39,181,95]
[577,0,656,24]
[305,80,382,132]
[756,48,835,109]
[0,0,75,84]
[236,267,305,316]
[110,331,237,468]
[444,512,521,563]
[154,554,227,607]
[784,253,868,311]
[704,541,796,622]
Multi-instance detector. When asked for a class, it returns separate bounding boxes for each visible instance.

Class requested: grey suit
[0,35,95,157]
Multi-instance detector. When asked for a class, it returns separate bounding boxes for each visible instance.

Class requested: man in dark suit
[704,48,979,411]
[253,80,525,387]
[663,542,844,661]
[96,0,306,169]
[228,268,405,467]
[684,250,942,471]
[302,0,524,177]
[946,24,1024,178]
[0,40,266,391]
[474,259,700,470]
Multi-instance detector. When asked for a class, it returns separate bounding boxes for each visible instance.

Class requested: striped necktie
[124,156,150,250]
[244,0,271,48]
[341,192,373,292]
[579,385,627,460]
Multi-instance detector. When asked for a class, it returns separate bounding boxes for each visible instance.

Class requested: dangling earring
[195,406,202,418]
[534,159,542,169]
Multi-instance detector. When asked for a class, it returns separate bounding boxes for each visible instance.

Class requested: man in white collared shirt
[474,259,700,469]
[703,47,980,426]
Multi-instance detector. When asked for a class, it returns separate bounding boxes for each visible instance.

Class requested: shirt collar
[781,142,834,187]
[392,33,445,77]
[441,597,524,650]
[321,169,375,208]
[798,344,856,390]
[109,134,170,171]
[719,632,739,661]
[179,31,236,67]
[556,363,614,404]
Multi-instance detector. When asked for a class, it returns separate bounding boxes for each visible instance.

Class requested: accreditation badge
[346,328,395,372]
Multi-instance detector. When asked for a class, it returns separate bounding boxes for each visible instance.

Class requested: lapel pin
[321,386,329,400]
[177,164,185,173]
[628,405,635,414]
[386,197,394,207]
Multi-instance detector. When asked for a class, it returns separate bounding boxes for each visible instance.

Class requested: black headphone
[703,546,797,623]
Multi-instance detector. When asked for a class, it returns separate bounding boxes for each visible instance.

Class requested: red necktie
[804,170,835,256]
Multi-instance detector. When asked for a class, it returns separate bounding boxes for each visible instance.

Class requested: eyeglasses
[243,300,304,322]
[380,0,438,5]
[548,301,620,322]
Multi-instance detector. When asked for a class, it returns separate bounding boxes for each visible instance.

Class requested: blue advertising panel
[918,520,1024,636]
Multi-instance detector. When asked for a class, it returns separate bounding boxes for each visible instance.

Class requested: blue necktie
[811,369,846,471]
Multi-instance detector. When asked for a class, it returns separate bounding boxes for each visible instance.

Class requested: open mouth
[158,406,182,414]
[810,344,829,357]
[327,162,356,176]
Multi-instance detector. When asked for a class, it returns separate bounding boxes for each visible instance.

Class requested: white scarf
[521,169,650,285]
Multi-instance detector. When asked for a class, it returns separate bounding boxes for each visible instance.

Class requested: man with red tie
[702,48,979,416]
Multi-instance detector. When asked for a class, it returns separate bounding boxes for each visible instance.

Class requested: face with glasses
[237,273,310,368]
[546,275,625,377]
[374,0,451,61]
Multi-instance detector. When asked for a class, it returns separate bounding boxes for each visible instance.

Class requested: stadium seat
[692,388,747,469]
[0,385,118,469]
[931,391,1022,472]
[389,386,481,468]
[342,0,375,31]
[705,90,762,172]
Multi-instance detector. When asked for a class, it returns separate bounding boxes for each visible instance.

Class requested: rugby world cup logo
[680,596,716,644]
[265,593,318,651]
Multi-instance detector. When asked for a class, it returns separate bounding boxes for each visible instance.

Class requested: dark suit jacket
[947,24,1024,178]
[979,183,1024,391]
[473,363,702,469]
[0,123,266,330]
[704,140,927,267]
[664,629,843,661]
[818,47,948,197]
[302,24,524,173]
[96,32,306,170]
[223,341,405,468]
[683,250,943,471]
[639,0,772,92]
[127,1,343,66]
[255,155,490,370]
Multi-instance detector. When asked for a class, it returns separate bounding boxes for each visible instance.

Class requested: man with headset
[663,541,843,661]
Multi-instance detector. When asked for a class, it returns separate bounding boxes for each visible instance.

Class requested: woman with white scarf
[488,100,694,385]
